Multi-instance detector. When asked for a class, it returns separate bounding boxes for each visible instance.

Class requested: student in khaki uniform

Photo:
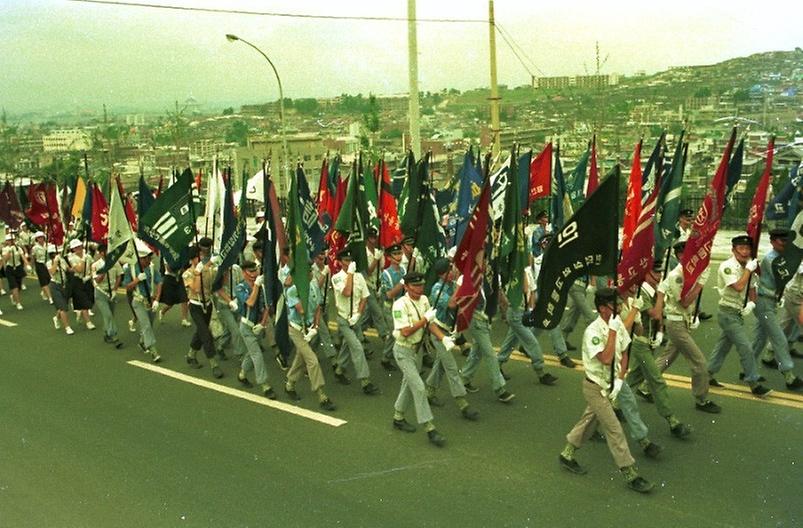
[390,271,447,447]
[3,233,32,310]
[183,238,223,379]
[92,243,124,349]
[123,240,162,362]
[558,288,654,494]
[48,244,75,335]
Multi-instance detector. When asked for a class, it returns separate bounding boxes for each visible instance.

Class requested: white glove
[697,267,711,286]
[254,275,264,287]
[423,308,437,322]
[373,248,383,261]
[194,262,204,273]
[650,331,664,350]
[348,313,361,326]
[442,336,456,351]
[304,328,318,343]
[137,272,147,281]
[151,300,159,311]
[228,299,238,311]
[632,296,645,311]
[745,259,758,272]
[608,315,623,332]
[210,255,222,266]
[347,261,356,274]
[689,316,700,330]
[609,378,624,401]
[252,323,264,335]
[741,301,756,317]
[780,297,786,309]
[400,278,405,285]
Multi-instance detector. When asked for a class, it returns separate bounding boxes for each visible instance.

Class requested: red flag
[316,158,333,228]
[26,183,51,225]
[529,142,552,206]
[90,184,109,242]
[0,181,25,229]
[746,137,775,253]
[680,128,737,297]
[587,135,599,196]
[379,159,402,248]
[42,183,64,246]
[116,178,138,232]
[195,170,203,192]
[454,164,491,332]
[331,172,347,226]
[617,179,658,295]
[621,140,643,252]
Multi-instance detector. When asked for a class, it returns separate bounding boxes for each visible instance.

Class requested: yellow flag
[71,177,86,219]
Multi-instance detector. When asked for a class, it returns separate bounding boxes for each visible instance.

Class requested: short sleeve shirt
[392,294,431,346]
[582,315,630,388]
[235,280,265,324]
[286,282,322,327]
[380,265,406,304]
[716,256,752,310]
[32,243,47,264]
[68,252,93,281]
[2,244,24,269]
[430,280,455,328]
[92,258,122,297]
[658,264,693,319]
[331,270,370,320]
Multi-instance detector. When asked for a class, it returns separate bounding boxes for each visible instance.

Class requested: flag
[316,157,333,230]
[489,155,511,221]
[517,149,532,215]
[531,167,620,329]
[101,179,135,273]
[772,209,803,297]
[80,181,94,240]
[455,148,483,245]
[71,176,87,220]
[529,142,552,206]
[137,173,155,221]
[378,158,402,248]
[617,179,659,295]
[725,138,745,200]
[44,183,65,247]
[680,128,737,297]
[654,133,686,252]
[622,139,643,252]
[566,144,590,209]
[587,135,599,196]
[363,160,381,231]
[90,184,109,242]
[400,153,426,238]
[333,160,368,273]
[138,168,196,267]
[746,137,775,251]
[453,157,492,332]
[500,149,527,309]
[287,163,312,313]
[0,181,25,229]
[212,169,248,291]
[27,183,65,246]
[203,163,221,238]
[415,182,447,285]
[551,145,569,230]
[25,183,51,226]
[296,164,326,256]
[765,165,800,221]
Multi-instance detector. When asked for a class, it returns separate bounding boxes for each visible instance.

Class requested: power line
[495,23,545,77]
[67,0,487,24]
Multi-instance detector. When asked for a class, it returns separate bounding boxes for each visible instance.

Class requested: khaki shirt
[331,270,370,320]
[582,315,630,389]
[392,294,431,347]
[183,263,216,305]
[658,264,694,320]
[716,256,754,310]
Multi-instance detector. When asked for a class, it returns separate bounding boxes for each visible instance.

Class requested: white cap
[69,239,83,250]
[33,231,45,239]
[47,244,57,253]
[135,239,152,256]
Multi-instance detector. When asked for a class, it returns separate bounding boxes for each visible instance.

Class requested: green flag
[566,145,590,210]
[288,164,311,313]
[654,131,686,252]
[139,168,195,265]
[415,182,446,291]
[363,159,380,231]
[400,152,425,238]
[500,148,527,309]
[333,161,368,272]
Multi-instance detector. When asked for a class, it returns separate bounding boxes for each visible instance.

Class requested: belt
[665,314,686,322]
[289,321,303,332]
[719,304,742,314]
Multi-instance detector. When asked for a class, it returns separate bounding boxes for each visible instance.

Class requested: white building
[42,129,92,152]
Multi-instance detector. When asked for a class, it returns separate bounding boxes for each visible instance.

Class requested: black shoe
[761,357,777,367]
[627,476,654,493]
[539,372,558,385]
[362,382,380,395]
[380,359,398,372]
[186,356,202,369]
[565,341,577,351]
[739,372,766,382]
[211,366,224,379]
[636,388,654,403]
[643,442,662,459]
[497,390,516,403]
[237,374,253,388]
[698,311,713,321]
[670,423,692,438]
[285,387,301,401]
[334,371,352,385]
[695,400,722,414]
[499,366,511,381]
[461,407,479,421]
[751,385,772,397]
[263,387,277,399]
[708,377,724,387]
[392,418,416,433]
[558,454,587,474]
[559,356,576,369]
[427,395,444,407]
[319,398,336,411]
[790,348,803,358]
[427,429,446,447]
[786,376,803,390]
[275,353,289,371]
[422,354,434,369]
[463,382,479,393]
[103,335,114,344]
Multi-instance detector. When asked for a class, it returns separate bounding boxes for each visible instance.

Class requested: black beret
[401,236,415,246]
[432,257,451,276]
[673,240,687,253]
[594,287,618,307]
[337,248,353,260]
[769,228,791,240]
[198,237,213,249]
[680,208,694,217]
[403,271,426,285]
[366,227,378,237]
[535,210,548,220]
[731,235,752,247]
[385,243,402,254]
[241,260,258,271]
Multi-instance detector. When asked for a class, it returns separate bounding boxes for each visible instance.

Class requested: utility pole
[488,0,501,158]
[407,0,421,160]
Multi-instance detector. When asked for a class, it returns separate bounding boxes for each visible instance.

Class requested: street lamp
[226,33,290,198]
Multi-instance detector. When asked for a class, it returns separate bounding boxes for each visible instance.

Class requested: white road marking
[127,360,347,427]
[0,318,19,327]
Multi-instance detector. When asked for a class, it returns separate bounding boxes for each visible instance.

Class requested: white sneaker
[21,284,27,291]
[65,327,75,335]
[16,303,23,311]
[41,291,48,300]
[0,289,7,295]
[48,298,53,305]
[86,321,96,330]
[181,319,192,327]
[128,319,136,332]
[88,310,95,316]
[53,315,61,329]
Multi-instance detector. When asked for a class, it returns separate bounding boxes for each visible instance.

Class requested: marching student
[66,238,95,329]
[123,240,162,363]
[378,243,407,370]
[361,227,392,367]
[31,231,53,304]
[158,260,192,328]
[47,244,75,335]
[2,232,31,310]
[92,243,124,349]
[183,238,222,379]
[235,260,275,399]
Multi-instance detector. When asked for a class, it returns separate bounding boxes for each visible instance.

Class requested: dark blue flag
[455,148,483,245]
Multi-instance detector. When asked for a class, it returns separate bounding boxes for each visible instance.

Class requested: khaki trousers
[287,327,325,392]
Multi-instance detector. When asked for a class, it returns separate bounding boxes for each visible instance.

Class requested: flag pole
[610,165,620,390]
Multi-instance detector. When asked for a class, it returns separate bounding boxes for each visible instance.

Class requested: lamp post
[226,33,290,198]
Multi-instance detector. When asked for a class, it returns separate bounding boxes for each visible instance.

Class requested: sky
[1,0,801,114]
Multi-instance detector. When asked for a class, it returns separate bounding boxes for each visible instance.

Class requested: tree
[222,107,234,116]
[225,120,250,146]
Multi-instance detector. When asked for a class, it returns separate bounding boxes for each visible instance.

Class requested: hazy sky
[2,0,801,114]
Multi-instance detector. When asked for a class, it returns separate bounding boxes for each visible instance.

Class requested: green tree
[225,120,250,146]
[222,107,234,115]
